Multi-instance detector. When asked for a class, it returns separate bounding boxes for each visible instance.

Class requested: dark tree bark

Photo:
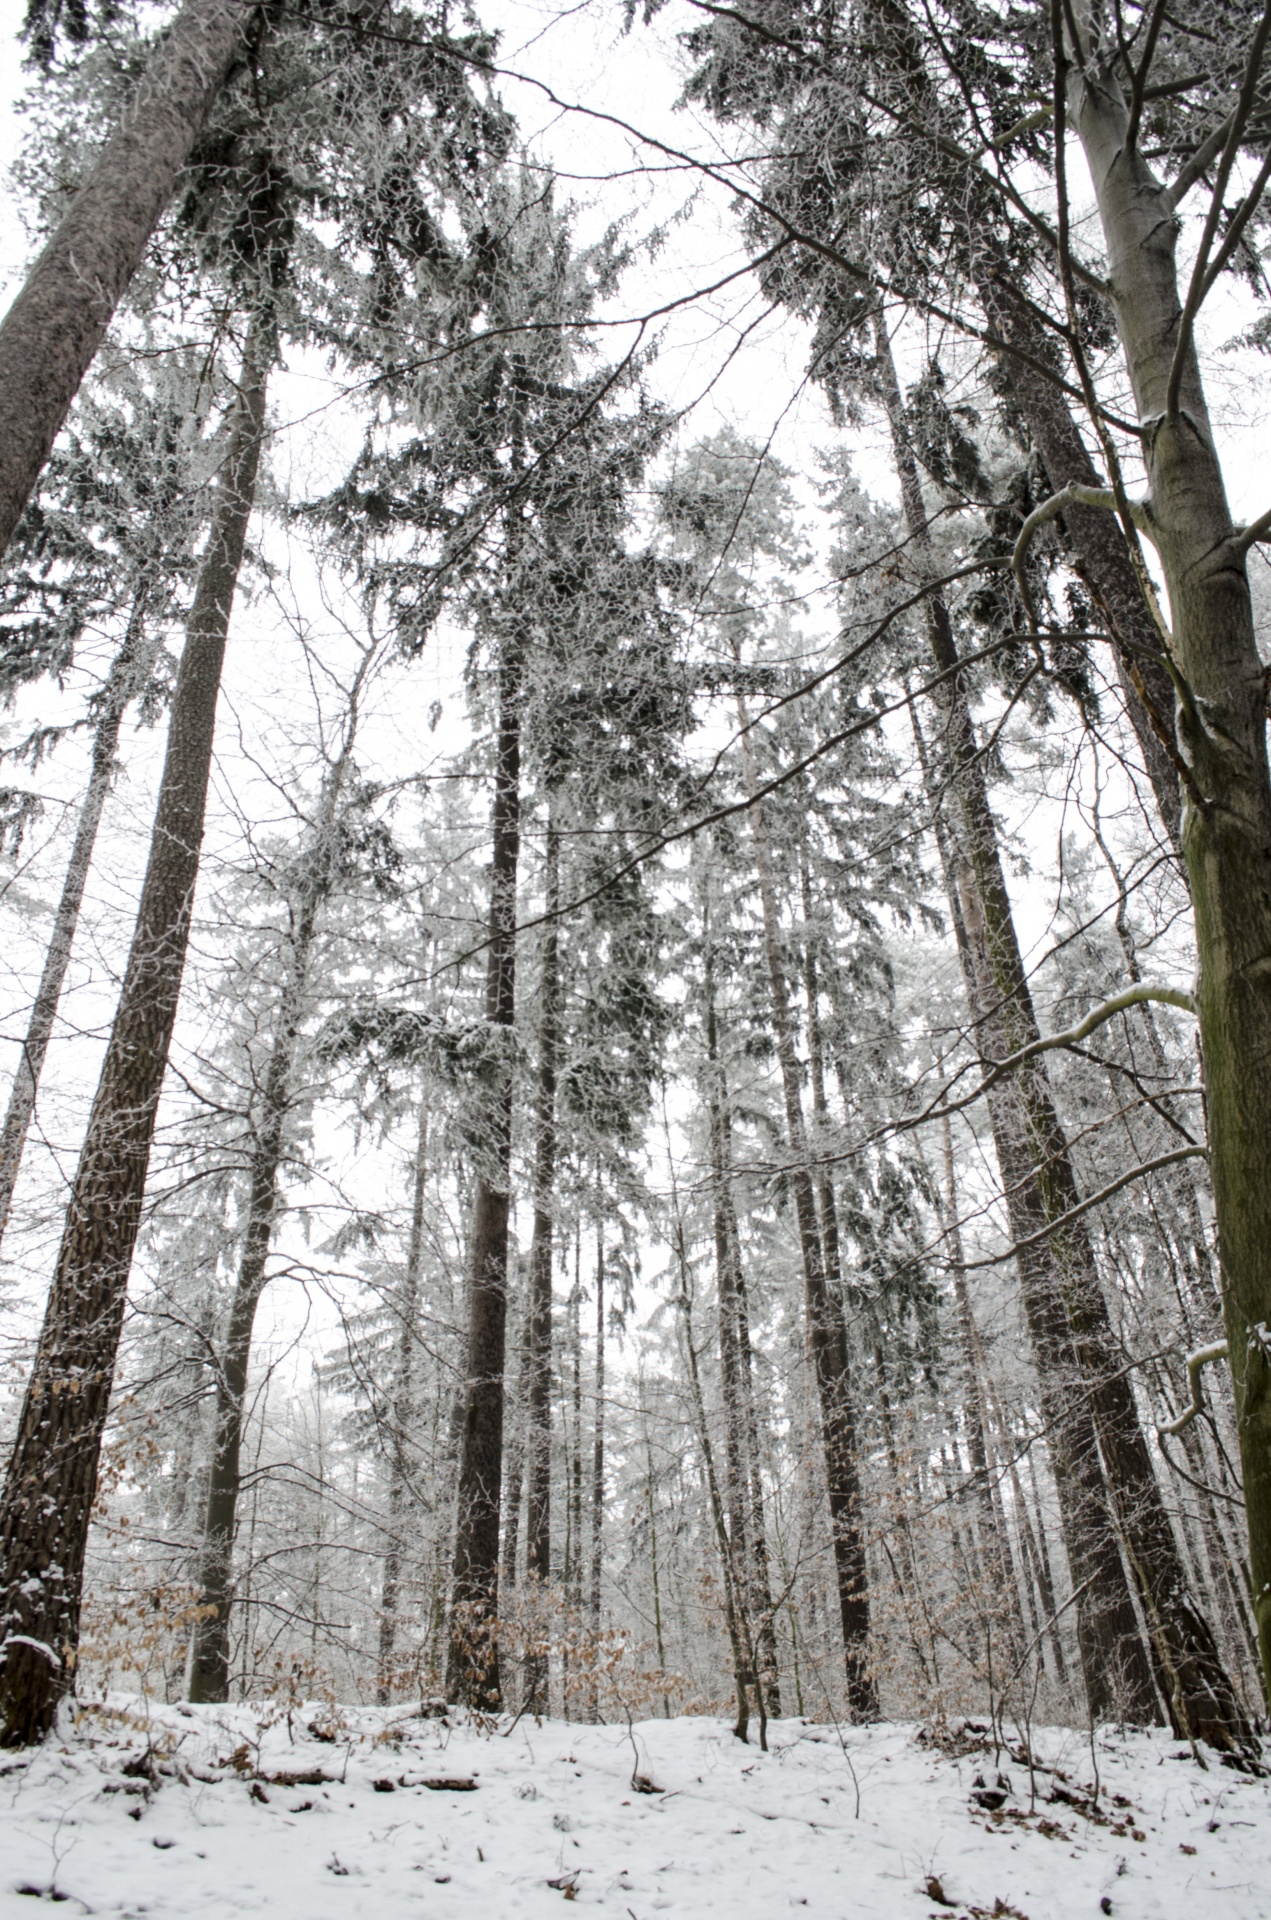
[377,1107,428,1705]
[978,278,1183,854]
[737,701,877,1720]
[0,311,268,1744]
[522,819,559,1712]
[0,0,251,560]
[883,311,1162,1724]
[588,1229,605,1721]
[445,620,523,1709]
[0,611,158,1248]
[703,941,782,1715]
[895,350,1252,1745]
[186,659,366,1703]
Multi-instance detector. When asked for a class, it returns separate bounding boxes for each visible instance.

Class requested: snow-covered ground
[0,1700,1268,1918]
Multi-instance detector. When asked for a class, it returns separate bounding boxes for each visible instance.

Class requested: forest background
[0,0,1269,1762]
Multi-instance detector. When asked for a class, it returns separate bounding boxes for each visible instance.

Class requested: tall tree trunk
[0,611,158,1248]
[977,276,1183,853]
[675,1249,757,1744]
[703,941,782,1713]
[501,1298,530,1591]
[0,310,269,1744]
[186,642,365,1704]
[523,819,559,1711]
[446,618,523,1709]
[0,0,251,559]
[737,701,877,1719]
[588,1229,605,1721]
[908,675,1147,1716]
[1067,18,1271,1716]
[377,1106,428,1706]
[882,314,1238,1731]
[941,1116,1029,1668]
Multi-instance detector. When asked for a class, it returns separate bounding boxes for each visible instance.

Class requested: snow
[1,1701,1268,1919]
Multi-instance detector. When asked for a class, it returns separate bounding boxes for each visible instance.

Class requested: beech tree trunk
[737,703,877,1719]
[0,611,159,1249]
[446,621,523,1709]
[0,0,250,559]
[1067,15,1271,1715]
[523,819,559,1711]
[0,312,268,1744]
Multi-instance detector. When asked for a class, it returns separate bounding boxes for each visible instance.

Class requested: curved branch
[956,1146,1208,1273]
[1013,482,1156,628]
[989,981,1197,1074]
[1158,1339,1230,1437]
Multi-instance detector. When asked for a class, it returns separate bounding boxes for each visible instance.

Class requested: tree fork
[1067,18,1271,1713]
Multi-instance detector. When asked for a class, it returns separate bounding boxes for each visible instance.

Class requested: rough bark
[0,312,268,1744]
[378,1108,428,1705]
[445,621,523,1709]
[522,820,559,1712]
[941,1116,1029,1668]
[185,626,365,1705]
[704,945,782,1715]
[890,353,1155,1718]
[588,1231,605,1721]
[1067,20,1271,1717]
[0,0,251,560]
[905,522,1251,1744]
[978,278,1183,855]
[0,612,159,1249]
[737,702,877,1719]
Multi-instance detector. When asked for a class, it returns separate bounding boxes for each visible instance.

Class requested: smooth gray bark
[1067,14,1271,1712]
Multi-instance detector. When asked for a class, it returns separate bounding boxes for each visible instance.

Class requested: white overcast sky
[0,2,1266,1367]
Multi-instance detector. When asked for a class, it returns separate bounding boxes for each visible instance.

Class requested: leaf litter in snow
[0,1698,1267,1918]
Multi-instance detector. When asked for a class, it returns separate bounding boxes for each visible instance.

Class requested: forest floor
[0,1698,1268,1919]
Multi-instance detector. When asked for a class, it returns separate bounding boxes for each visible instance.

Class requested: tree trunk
[0,610,158,1249]
[884,310,1216,1725]
[501,1296,530,1592]
[737,700,877,1719]
[704,942,782,1714]
[377,1106,428,1705]
[0,310,268,1744]
[0,0,250,559]
[446,620,523,1709]
[588,1229,605,1721]
[185,636,366,1704]
[941,1116,1029,1668]
[676,1253,757,1744]
[918,613,1251,1742]
[1067,21,1271,1717]
[523,820,559,1710]
[977,276,1183,854]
